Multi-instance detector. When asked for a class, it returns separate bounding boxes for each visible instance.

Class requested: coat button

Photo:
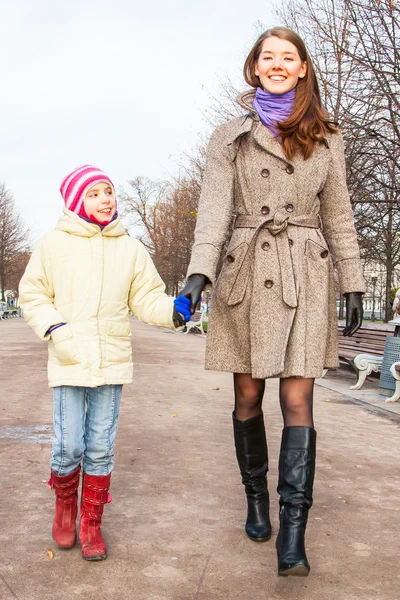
[261,168,270,178]
[261,206,270,215]
[226,254,235,263]
[285,203,294,212]
[264,280,274,288]
[286,164,294,174]
[321,250,329,258]
[288,239,294,247]
[262,242,270,251]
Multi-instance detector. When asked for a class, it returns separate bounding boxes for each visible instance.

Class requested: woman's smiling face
[255,36,307,94]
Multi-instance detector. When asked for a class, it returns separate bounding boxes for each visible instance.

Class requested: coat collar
[56,208,127,238]
[225,89,291,164]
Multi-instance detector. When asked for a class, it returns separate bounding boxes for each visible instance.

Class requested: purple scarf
[81,211,119,230]
[252,87,295,136]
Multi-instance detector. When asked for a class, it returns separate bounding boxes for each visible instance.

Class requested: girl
[20,165,190,561]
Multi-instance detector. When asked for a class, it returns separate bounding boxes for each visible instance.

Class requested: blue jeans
[51,385,122,476]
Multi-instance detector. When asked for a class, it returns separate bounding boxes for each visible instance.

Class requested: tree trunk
[385,205,393,322]
[0,272,5,301]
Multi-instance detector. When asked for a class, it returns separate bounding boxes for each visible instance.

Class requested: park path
[0,318,399,600]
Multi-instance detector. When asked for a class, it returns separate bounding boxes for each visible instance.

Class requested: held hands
[177,274,208,315]
[173,274,208,327]
[343,292,363,336]
[173,298,191,327]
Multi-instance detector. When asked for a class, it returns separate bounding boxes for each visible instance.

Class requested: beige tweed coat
[187,90,366,380]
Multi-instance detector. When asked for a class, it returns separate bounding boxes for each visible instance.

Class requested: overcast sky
[1,1,275,241]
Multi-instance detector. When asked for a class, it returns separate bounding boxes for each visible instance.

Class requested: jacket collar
[56,208,127,238]
[225,89,290,164]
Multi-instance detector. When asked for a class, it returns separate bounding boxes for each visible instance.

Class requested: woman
[175,27,364,576]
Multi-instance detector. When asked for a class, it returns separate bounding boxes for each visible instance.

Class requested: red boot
[79,473,112,561]
[48,466,80,548]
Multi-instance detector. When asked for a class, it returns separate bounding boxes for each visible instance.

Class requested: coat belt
[231,211,321,308]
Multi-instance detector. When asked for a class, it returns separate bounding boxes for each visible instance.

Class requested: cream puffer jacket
[19,209,176,388]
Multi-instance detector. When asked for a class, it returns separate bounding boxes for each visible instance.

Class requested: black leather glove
[179,274,208,315]
[343,292,363,336]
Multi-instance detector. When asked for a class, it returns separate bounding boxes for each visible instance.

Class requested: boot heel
[278,563,310,577]
[247,532,272,542]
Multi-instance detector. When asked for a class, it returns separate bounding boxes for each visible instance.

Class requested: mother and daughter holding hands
[20,26,364,577]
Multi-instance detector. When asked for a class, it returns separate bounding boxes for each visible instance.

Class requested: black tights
[233,373,314,428]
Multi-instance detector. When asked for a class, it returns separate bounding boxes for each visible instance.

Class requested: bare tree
[119,177,171,253]
[201,75,244,128]
[274,0,399,319]
[176,141,207,193]
[119,175,200,295]
[0,183,31,300]
[6,251,31,294]
[345,0,400,160]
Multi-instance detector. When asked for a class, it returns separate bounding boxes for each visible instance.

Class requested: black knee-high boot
[232,411,272,541]
[276,426,316,576]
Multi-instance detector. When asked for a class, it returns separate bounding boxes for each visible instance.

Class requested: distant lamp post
[371,273,378,322]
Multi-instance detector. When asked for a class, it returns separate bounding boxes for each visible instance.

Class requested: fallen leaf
[172,414,179,417]
[46,548,54,559]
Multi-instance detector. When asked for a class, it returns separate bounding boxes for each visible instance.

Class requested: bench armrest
[349,354,383,391]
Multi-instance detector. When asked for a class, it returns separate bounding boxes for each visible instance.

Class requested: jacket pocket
[214,242,249,306]
[105,321,132,363]
[304,238,332,340]
[49,324,80,366]
[305,239,331,275]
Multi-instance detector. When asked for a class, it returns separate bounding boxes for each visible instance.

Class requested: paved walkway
[0,318,399,600]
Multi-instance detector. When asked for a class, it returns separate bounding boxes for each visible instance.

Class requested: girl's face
[255,36,307,95]
[84,181,116,223]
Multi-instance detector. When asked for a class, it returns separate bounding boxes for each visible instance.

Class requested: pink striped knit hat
[60,165,115,219]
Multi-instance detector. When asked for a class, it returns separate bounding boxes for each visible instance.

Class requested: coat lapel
[252,122,289,163]
[225,114,253,145]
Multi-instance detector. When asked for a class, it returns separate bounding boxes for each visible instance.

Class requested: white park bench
[182,309,207,335]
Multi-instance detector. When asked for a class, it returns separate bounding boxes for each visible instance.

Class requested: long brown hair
[243,27,338,160]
